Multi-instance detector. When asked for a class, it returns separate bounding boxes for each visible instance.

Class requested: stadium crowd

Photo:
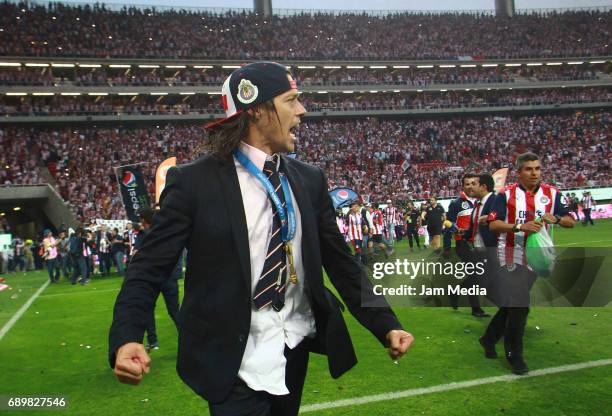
[0,111,609,221]
[1,87,610,117]
[0,65,605,87]
[0,3,610,59]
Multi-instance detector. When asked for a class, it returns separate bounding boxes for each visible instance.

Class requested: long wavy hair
[200,101,277,162]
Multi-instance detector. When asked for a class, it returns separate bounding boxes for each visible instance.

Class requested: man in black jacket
[109,62,413,416]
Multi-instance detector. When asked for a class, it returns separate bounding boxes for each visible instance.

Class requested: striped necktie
[252,155,288,312]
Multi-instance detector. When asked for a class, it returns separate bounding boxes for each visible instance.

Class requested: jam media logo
[122,171,138,188]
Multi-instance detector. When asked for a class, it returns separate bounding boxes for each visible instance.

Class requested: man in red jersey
[481,152,575,375]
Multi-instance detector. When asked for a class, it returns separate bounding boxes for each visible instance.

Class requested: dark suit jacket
[475,192,498,248]
[108,154,402,403]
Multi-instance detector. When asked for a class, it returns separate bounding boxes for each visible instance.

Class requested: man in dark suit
[108,62,413,416]
[447,173,489,317]
[467,174,498,249]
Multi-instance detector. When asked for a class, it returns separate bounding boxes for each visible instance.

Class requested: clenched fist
[114,342,151,385]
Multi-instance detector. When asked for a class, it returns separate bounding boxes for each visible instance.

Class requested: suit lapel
[218,160,252,292]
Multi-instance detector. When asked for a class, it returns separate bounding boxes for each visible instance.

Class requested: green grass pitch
[0,219,610,415]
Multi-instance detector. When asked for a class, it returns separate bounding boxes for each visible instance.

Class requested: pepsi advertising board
[117,165,150,222]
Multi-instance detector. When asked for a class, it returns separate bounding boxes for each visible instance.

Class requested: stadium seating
[1,112,609,221]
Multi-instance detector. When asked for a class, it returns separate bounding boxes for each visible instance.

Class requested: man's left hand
[386,329,414,360]
[541,213,557,224]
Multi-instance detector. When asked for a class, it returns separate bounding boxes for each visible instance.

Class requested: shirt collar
[480,192,493,205]
[239,141,281,172]
[518,182,540,194]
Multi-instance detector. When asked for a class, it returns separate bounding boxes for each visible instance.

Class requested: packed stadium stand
[0,2,610,226]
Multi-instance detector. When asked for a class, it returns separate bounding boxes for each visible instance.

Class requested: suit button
[238,334,246,343]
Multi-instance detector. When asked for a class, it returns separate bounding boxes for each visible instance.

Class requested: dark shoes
[507,354,529,375]
[472,308,491,318]
[479,336,498,359]
[146,343,159,352]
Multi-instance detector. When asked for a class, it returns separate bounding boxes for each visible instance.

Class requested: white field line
[300,358,612,413]
[559,240,611,246]
[0,280,50,341]
[38,287,120,297]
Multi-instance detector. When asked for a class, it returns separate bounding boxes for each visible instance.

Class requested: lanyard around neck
[234,149,296,242]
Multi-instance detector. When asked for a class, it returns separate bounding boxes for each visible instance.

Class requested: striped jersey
[582,195,593,209]
[384,206,398,226]
[347,212,363,241]
[371,209,384,235]
[489,182,569,267]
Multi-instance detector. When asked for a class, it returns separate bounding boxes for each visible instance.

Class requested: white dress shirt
[235,142,316,395]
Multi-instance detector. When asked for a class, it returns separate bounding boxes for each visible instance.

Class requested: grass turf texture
[0,219,610,415]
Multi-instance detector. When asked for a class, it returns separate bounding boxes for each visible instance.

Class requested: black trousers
[145,277,179,345]
[208,340,310,416]
[582,208,594,225]
[406,226,420,248]
[448,240,482,309]
[483,264,537,358]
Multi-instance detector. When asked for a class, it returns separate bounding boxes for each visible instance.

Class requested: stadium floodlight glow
[545,62,563,66]
[440,89,448,92]
[78,64,102,68]
[481,64,499,67]
[207,92,222,95]
[0,62,21,67]
[109,64,131,68]
[393,90,400,93]
[193,65,214,69]
[567,61,584,65]
[118,92,139,96]
[460,64,477,68]
[13,207,21,211]
[526,63,543,66]
[32,92,54,96]
[417,65,434,68]
[439,64,456,68]
[323,65,341,69]
[369,65,387,69]
[88,92,109,96]
[222,65,241,69]
[51,63,75,67]
[370,90,378,93]
[150,92,168,95]
[505,63,522,67]
[589,60,605,64]
[392,65,410,69]
[165,65,186,68]
[342,90,354,93]
[25,63,49,67]
[297,65,316,69]
[61,92,81,96]
[139,65,160,68]
[6,92,27,96]
[346,65,364,69]
[416,89,423,92]
[316,91,328,94]
[179,92,196,95]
